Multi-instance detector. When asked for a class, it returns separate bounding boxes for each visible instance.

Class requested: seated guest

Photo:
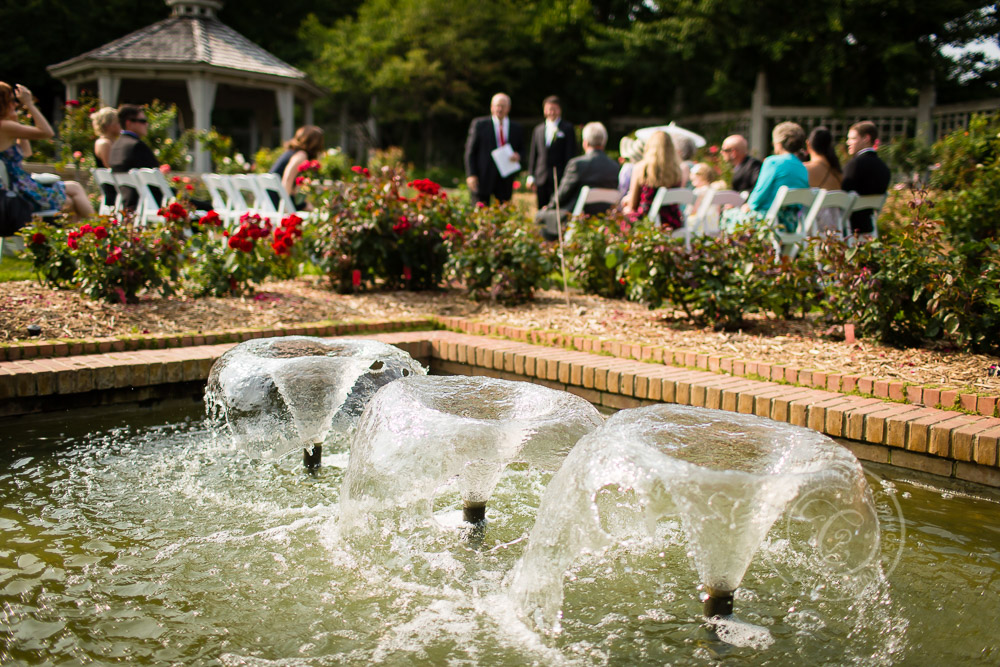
[270,125,324,209]
[90,107,120,168]
[91,106,120,208]
[744,121,809,231]
[806,126,844,235]
[721,134,761,193]
[0,82,93,221]
[806,126,842,189]
[617,136,645,199]
[109,103,160,210]
[842,120,890,236]
[674,135,696,188]
[535,121,619,241]
[623,130,684,229]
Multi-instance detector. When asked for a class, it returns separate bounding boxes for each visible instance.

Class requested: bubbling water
[509,404,881,633]
[204,337,425,462]
[340,375,605,532]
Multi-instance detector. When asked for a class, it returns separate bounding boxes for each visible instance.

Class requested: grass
[0,255,33,282]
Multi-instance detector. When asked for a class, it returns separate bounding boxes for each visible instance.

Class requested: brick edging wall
[431,316,1000,419]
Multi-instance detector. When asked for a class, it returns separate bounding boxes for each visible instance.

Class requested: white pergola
[47,0,325,172]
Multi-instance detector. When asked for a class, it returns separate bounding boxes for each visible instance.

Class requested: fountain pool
[1,400,998,665]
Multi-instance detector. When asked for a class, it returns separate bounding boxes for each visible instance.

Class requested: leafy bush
[445,203,554,304]
[184,211,288,296]
[311,166,459,292]
[21,212,185,303]
[562,211,630,299]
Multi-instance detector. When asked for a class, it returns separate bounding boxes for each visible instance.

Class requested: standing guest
[841,120,891,235]
[721,134,762,193]
[0,82,93,221]
[623,130,685,229]
[109,103,160,210]
[535,121,618,240]
[526,95,576,210]
[617,136,645,199]
[90,107,120,168]
[270,125,323,209]
[464,93,525,206]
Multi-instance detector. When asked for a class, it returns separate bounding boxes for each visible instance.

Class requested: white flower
[235,153,246,165]
[223,157,232,164]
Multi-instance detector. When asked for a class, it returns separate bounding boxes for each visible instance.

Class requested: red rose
[169,202,187,218]
[403,266,412,281]
[228,236,241,249]
[66,99,80,107]
[30,232,46,245]
[185,184,194,191]
[352,269,362,287]
[67,237,79,249]
[172,176,181,183]
[80,223,93,234]
[93,226,108,239]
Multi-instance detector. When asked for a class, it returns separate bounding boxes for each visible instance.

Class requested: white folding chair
[571,186,620,217]
[648,187,696,223]
[91,168,123,216]
[111,170,151,225]
[202,173,240,224]
[230,174,269,214]
[802,189,857,239]
[685,188,746,248]
[763,186,818,258]
[845,193,888,243]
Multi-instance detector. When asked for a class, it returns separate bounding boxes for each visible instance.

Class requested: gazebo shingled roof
[47,0,325,171]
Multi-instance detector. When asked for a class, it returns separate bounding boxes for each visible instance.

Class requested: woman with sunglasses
[0,82,94,220]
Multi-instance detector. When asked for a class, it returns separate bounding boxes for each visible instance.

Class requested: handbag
[0,187,34,236]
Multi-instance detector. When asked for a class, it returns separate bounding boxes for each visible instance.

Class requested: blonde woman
[0,82,93,219]
[90,106,120,168]
[623,130,684,228]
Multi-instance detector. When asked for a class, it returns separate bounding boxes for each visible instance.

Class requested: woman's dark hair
[0,82,15,113]
[808,126,841,175]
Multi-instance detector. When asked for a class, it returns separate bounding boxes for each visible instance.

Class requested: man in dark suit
[109,104,160,210]
[721,134,761,192]
[841,120,891,235]
[526,95,576,209]
[463,93,525,206]
[535,121,620,240]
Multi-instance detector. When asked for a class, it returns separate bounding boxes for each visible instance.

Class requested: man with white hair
[463,92,525,205]
[721,134,761,193]
[535,121,620,240]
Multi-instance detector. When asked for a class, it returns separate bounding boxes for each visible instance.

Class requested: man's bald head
[721,134,748,165]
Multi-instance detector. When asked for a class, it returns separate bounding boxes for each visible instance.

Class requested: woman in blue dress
[0,82,94,219]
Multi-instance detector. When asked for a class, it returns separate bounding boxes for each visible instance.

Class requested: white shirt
[492,116,509,146]
[545,118,561,146]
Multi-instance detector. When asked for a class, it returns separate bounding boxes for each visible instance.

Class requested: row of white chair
[570,184,887,256]
[201,173,304,224]
[92,167,186,226]
[765,186,888,257]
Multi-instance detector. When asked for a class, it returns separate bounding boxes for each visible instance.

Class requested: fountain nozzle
[303,443,322,471]
[703,587,734,618]
[462,501,486,525]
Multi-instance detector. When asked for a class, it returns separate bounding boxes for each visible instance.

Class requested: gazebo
[46,0,325,172]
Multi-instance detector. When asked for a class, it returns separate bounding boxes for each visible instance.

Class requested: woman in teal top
[746,122,809,231]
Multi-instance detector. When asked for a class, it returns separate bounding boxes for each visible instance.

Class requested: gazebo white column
[65,82,79,102]
[303,100,314,127]
[97,73,121,107]
[187,77,218,173]
[276,87,295,143]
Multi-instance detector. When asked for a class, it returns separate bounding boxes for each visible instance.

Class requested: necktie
[498,123,505,147]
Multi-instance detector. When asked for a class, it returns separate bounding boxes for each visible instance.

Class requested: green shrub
[562,211,630,299]
[445,203,554,304]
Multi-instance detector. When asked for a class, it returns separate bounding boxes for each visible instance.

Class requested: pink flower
[513,180,522,190]
[159,164,171,174]
[66,99,80,107]
[709,145,719,154]
[72,151,83,160]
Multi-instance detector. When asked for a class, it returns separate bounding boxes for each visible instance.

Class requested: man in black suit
[526,95,576,209]
[721,134,761,192]
[535,121,620,240]
[842,120,891,235]
[109,104,160,210]
[463,93,525,206]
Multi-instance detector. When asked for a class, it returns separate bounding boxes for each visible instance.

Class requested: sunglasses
[134,118,148,124]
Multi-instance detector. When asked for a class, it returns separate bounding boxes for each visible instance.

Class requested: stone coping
[2,313,996,419]
[1,327,998,488]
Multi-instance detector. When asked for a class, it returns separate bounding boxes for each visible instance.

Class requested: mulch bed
[1,277,998,394]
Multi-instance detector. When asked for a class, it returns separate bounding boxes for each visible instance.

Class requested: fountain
[204,336,425,468]
[509,404,881,637]
[340,375,604,530]
[5,361,1000,663]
